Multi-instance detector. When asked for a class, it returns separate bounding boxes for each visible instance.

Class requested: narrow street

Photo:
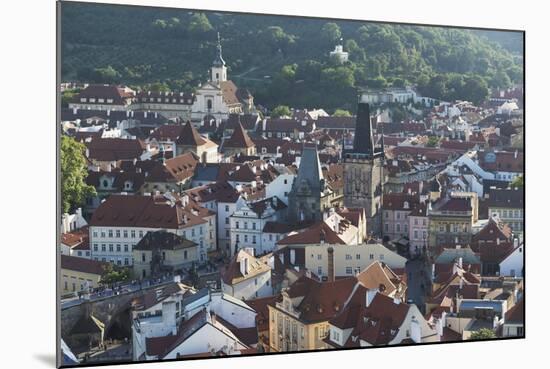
[405,257,433,315]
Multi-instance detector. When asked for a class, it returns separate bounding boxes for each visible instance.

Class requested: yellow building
[60,254,107,294]
[267,276,356,352]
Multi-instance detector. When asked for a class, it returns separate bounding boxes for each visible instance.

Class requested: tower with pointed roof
[288,144,332,223]
[343,102,385,237]
[211,32,227,84]
[222,120,256,157]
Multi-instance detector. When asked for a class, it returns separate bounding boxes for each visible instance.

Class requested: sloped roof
[176,122,207,146]
[224,122,255,149]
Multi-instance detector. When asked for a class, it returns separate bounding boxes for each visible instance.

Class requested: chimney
[458,257,463,269]
[290,249,296,265]
[327,247,335,282]
[410,317,421,343]
[239,256,249,276]
[107,109,110,117]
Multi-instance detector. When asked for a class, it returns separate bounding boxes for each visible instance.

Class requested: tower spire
[213,31,225,67]
[352,102,375,156]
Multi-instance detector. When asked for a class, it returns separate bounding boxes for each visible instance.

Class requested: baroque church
[190,33,255,123]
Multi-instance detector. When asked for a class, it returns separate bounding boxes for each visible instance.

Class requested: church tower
[211,32,227,84]
[343,102,385,237]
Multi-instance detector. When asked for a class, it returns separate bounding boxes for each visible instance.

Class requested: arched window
[207,99,212,110]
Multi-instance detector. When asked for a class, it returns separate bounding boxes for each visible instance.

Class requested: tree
[462,75,489,105]
[333,109,352,117]
[511,175,524,188]
[469,328,496,340]
[187,13,212,33]
[100,265,131,285]
[61,136,96,214]
[426,136,440,147]
[321,22,342,46]
[271,105,291,119]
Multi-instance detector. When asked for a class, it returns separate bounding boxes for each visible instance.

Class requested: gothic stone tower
[288,144,331,223]
[343,102,384,237]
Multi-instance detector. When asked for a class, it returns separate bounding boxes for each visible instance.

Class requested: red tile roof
[223,122,255,148]
[60,255,107,276]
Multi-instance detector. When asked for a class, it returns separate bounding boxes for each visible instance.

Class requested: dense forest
[61,2,523,112]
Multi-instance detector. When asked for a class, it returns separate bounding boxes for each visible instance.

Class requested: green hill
[60,2,523,111]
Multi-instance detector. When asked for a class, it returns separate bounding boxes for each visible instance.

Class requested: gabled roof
[355,261,406,298]
[283,275,356,323]
[224,122,255,149]
[176,122,207,146]
[134,230,196,251]
[222,250,271,285]
[145,152,199,183]
[505,299,524,324]
[60,255,107,276]
[86,137,145,162]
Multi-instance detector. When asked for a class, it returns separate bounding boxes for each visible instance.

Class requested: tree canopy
[61,136,96,214]
[61,2,523,111]
[469,328,497,340]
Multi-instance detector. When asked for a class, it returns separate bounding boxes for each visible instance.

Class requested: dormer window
[98,98,105,103]
[80,98,86,102]
[89,98,96,103]
[107,98,113,103]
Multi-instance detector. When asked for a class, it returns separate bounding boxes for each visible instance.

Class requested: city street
[405,257,433,315]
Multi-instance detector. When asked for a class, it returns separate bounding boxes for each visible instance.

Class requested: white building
[329,43,349,64]
[229,196,287,256]
[265,165,296,206]
[89,194,216,266]
[132,285,257,360]
[221,249,273,300]
[304,243,407,279]
[499,241,524,277]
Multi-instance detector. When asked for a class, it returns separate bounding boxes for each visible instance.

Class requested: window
[345,254,352,260]
[108,230,113,238]
[244,235,248,243]
[225,218,229,224]
[414,219,418,226]
[101,231,106,238]
[356,254,361,260]
[93,244,98,252]
[414,230,418,239]
[93,231,98,238]
[244,222,248,230]
[108,244,113,252]
[380,254,385,260]
[124,244,129,252]
[225,205,229,212]
[101,244,106,252]
[236,222,240,229]
[123,230,128,238]
[124,258,129,265]
[226,230,230,237]
[346,267,352,275]
[184,250,188,259]
[253,235,257,244]
[116,259,122,266]
[116,244,121,252]
[396,224,401,232]
[139,231,143,238]
[317,266,322,275]
[369,254,374,260]
[317,254,322,260]
[142,253,146,262]
[207,99,212,109]
[115,230,120,238]
[252,222,257,230]
[131,230,136,238]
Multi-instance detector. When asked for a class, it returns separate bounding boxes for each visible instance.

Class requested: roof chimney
[327,247,335,282]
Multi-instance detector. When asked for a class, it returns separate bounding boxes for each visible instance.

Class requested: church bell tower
[211,32,227,84]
